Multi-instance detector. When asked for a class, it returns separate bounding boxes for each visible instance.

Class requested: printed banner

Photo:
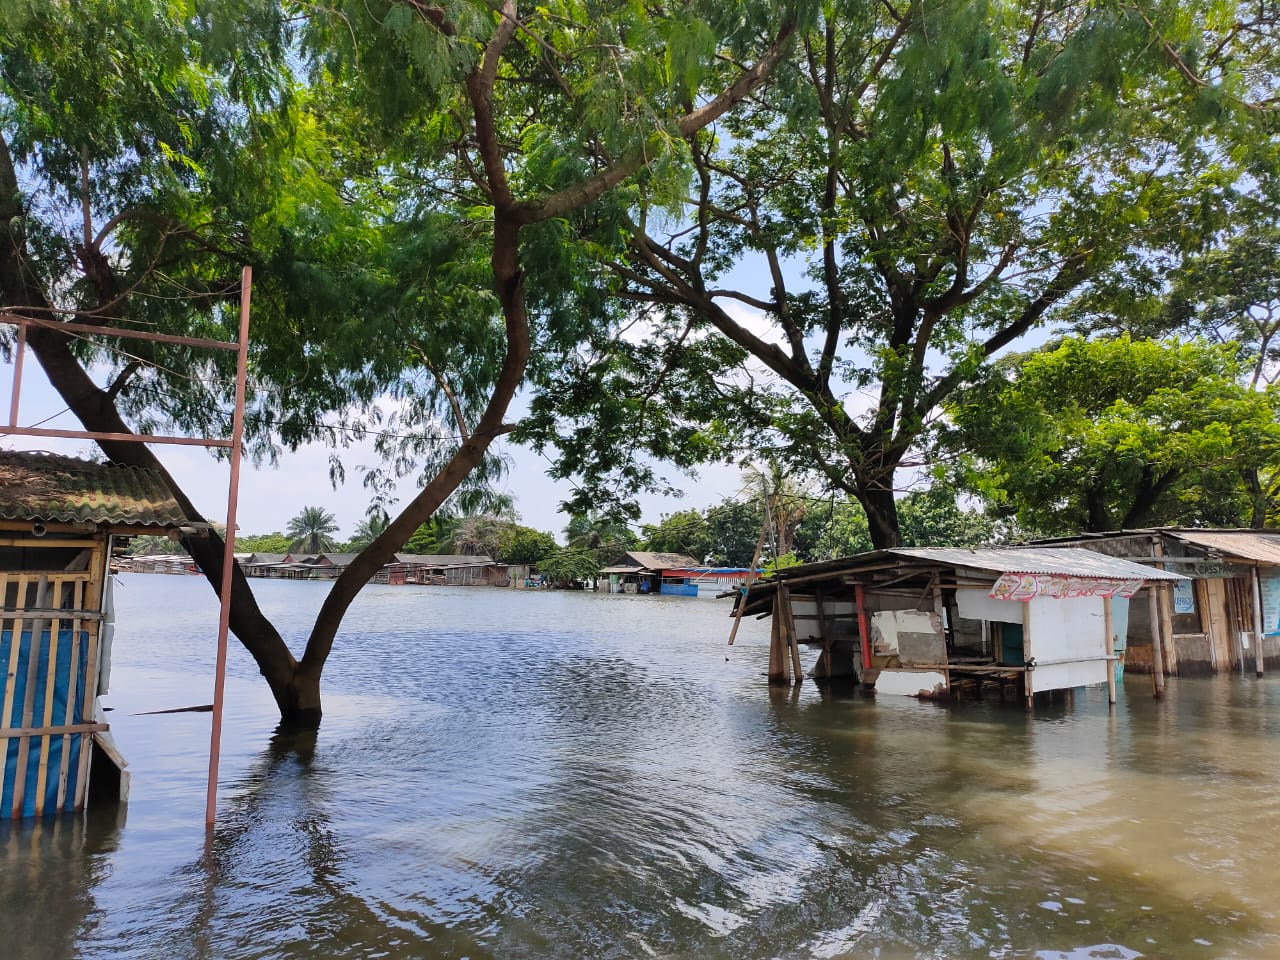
[988,573,1145,602]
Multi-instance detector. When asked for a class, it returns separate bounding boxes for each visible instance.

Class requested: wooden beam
[0,722,107,739]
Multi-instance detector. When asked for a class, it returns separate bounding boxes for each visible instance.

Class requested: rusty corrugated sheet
[0,449,187,527]
[1168,530,1280,565]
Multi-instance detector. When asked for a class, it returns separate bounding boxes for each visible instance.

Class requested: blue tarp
[1,627,90,818]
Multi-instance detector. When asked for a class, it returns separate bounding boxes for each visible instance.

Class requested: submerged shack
[733,546,1185,709]
[0,450,189,818]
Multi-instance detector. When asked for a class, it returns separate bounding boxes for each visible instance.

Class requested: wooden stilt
[778,583,803,685]
[767,594,788,685]
[1148,585,1165,700]
[814,589,831,679]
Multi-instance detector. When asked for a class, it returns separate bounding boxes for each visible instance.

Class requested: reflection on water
[1,574,1278,958]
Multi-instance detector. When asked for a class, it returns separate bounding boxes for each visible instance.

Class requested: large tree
[944,336,1280,534]
[524,0,1277,548]
[1,0,800,727]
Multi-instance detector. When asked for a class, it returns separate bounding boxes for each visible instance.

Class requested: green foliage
[285,506,341,554]
[945,336,1280,534]
[537,547,600,585]
[497,525,559,565]
[641,509,714,564]
[235,532,293,554]
[521,0,1277,548]
[127,534,177,556]
[564,511,637,565]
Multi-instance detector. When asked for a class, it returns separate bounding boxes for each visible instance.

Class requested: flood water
[2,574,1279,959]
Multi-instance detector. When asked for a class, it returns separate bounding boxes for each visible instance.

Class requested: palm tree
[286,506,341,554]
[739,461,811,560]
[346,509,390,551]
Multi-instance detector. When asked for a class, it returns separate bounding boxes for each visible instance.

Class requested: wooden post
[1252,566,1266,679]
[814,588,831,679]
[1148,584,1165,700]
[767,594,788,685]
[206,265,252,827]
[1103,596,1116,706]
[1158,584,1176,682]
[779,583,803,685]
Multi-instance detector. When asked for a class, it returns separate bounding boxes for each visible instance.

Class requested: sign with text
[988,573,1146,603]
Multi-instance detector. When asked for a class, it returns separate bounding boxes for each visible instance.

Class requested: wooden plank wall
[0,541,106,818]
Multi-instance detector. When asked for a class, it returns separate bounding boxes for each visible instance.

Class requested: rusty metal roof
[1167,530,1280,565]
[0,449,188,528]
[890,547,1185,580]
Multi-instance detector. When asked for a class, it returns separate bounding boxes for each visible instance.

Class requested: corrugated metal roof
[1168,530,1280,565]
[0,449,188,528]
[622,551,701,571]
[889,547,1185,580]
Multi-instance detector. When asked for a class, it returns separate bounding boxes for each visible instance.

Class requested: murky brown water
[2,574,1278,959]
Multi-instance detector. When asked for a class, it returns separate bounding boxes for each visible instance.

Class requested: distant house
[0,449,190,817]
[380,554,494,586]
[600,551,704,595]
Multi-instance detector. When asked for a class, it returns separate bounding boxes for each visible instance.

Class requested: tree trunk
[859,483,902,549]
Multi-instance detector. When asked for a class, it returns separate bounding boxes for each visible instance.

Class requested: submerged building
[733,546,1186,708]
[0,450,190,818]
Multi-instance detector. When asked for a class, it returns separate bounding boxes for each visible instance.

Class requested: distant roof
[317,552,360,565]
[243,552,288,565]
[1166,530,1280,565]
[0,449,188,529]
[620,550,702,571]
[394,553,494,566]
[891,546,1184,581]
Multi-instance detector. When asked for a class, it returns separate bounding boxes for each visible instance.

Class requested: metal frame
[1,266,252,826]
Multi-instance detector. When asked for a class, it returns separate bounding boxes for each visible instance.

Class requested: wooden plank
[0,722,108,739]
[11,576,49,817]
[34,605,63,814]
[2,573,27,727]
[56,584,83,812]
[780,584,803,685]
[75,547,105,811]
[0,538,98,549]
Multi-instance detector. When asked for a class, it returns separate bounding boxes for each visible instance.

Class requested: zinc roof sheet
[889,546,1185,580]
[1168,530,1280,565]
[0,449,188,528]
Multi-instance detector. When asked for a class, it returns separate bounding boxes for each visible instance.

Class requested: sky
[1,366,753,542]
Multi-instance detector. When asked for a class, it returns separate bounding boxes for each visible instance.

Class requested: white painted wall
[1025,596,1109,693]
[955,589,1023,624]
